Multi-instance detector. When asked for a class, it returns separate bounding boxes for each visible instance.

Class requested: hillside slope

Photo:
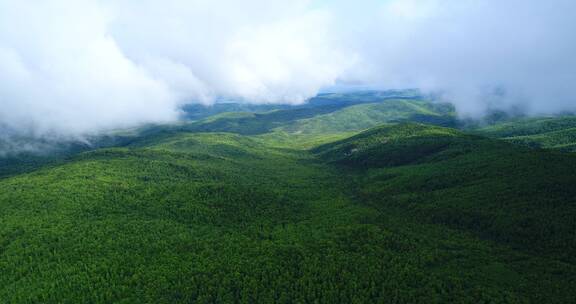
[279,100,456,134]
[178,97,455,136]
[476,116,576,151]
[315,123,576,261]
[1,122,575,303]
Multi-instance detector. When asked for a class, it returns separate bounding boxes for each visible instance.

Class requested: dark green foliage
[177,91,454,136]
[182,103,293,121]
[313,123,464,167]
[183,105,345,135]
[180,89,422,121]
[1,132,528,303]
[1,93,576,303]
[279,99,456,134]
[316,123,576,264]
[475,116,576,151]
[477,116,576,138]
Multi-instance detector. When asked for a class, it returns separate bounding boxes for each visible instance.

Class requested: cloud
[0,0,575,145]
[336,0,576,116]
[0,0,178,138]
[0,0,348,140]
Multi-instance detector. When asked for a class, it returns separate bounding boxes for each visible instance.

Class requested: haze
[0,0,575,140]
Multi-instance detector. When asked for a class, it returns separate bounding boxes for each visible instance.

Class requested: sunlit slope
[314,123,464,166]
[180,98,455,135]
[0,131,528,303]
[0,133,373,302]
[315,123,576,261]
[1,125,575,302]
[180,89,424,121]
[280,99,456,134]
[477,116,576,151]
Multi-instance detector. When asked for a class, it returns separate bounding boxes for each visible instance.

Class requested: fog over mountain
[0,0,575,139]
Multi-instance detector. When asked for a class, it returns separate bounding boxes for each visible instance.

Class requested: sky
[0,0,575,142]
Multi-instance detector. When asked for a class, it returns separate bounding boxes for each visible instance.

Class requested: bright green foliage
[314,123,463,166]
[1,95,576,303]
[505,127,576,151]
[179,89,423,121]
[177,96,455,136]
[476,116,576,151]
[182,106,343,135]
[316,123,576,258]
[280,100,456,134]
[478,116,576,137]
[315,123,576,302]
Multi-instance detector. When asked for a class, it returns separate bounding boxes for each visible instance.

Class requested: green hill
[315,124,576,260]
[180,89,423,121]
[313,123,464,166]
[176,94,455,136]
[2,91,576,303]
[476,116,576,151]
[477,116,576,137]
[1,121,576,303]
[279,100,456,134]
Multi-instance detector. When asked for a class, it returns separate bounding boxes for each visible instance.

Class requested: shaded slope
[179,98,454,136]
[3,130,574,303]
[180,89,424,121]
[478,116,576,137]
[313,123,464,167]
[2,123,576,303]
[315,123,576,263]
[505,127,576,151]
[0,131,531,303]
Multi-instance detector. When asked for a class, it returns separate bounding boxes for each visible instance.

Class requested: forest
[1,92,575,303]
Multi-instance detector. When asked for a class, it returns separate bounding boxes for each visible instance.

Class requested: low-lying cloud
[338,0,576,116]
[0,0,575,142]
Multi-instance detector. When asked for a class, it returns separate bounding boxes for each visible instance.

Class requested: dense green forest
[475,116,576,151]
[1,92,575,303]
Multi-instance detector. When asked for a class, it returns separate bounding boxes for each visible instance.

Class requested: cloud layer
[339,0,576,116]
[0,0,575,140]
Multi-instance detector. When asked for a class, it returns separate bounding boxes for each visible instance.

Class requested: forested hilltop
[1,91,575,303]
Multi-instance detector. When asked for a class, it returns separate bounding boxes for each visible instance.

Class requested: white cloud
[338,0,576,116]
[0,0,178,138]
[0,0,348,140]
[0,0,575,143]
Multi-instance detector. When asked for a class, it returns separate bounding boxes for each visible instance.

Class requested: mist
[0,0,575,142]
[336,0,576,116]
